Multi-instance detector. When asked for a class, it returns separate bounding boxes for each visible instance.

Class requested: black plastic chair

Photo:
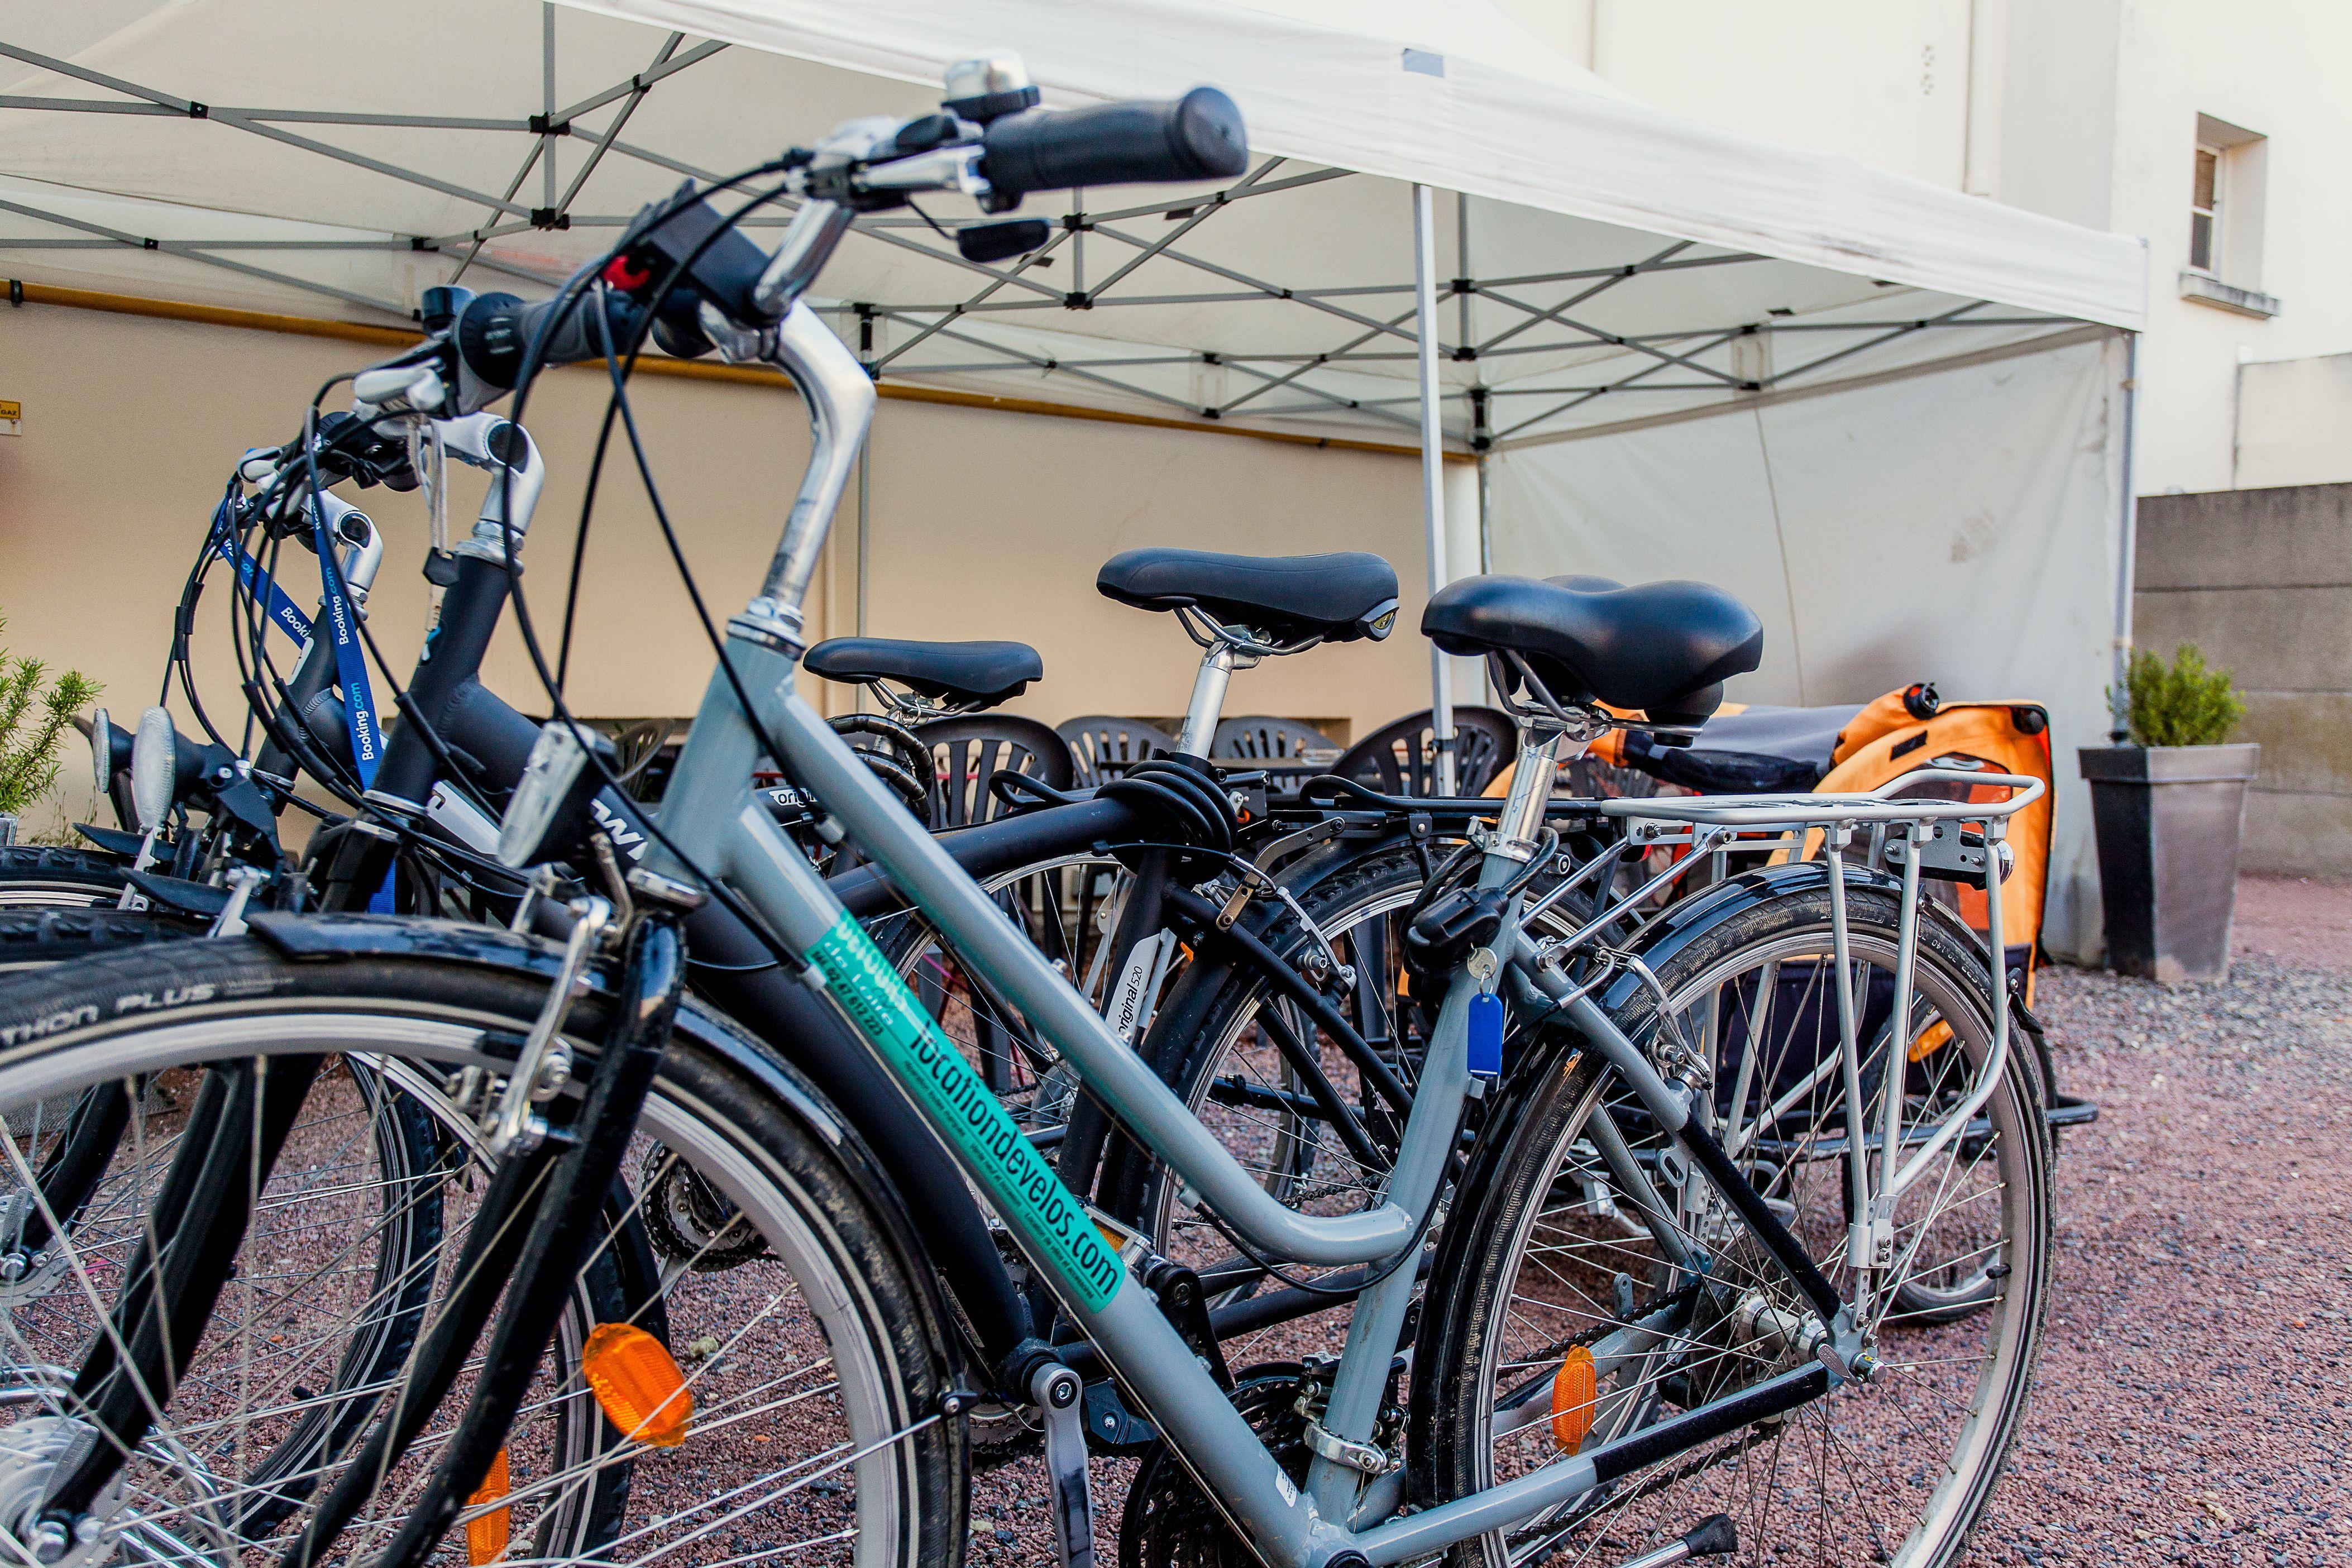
[913,714,1077,829]
[1331,705,1519,797]
[1057,715,1175,788]
[1213,715,1340,802]
[1211,715,1336,763]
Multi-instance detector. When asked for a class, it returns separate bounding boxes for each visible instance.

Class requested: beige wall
[1514,1,1980,192]
[0,301,1443,830]
[855,398,1445,743]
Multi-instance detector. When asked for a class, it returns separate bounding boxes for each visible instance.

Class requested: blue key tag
[1465,945,1504,1083]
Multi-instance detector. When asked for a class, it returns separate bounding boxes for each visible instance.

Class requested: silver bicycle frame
[633,221,2043,1565]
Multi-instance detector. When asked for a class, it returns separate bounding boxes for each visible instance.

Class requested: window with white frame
[2179,114,2275,317]
[2188,142,2221,274]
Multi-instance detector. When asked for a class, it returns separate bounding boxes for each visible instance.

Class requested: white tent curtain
[1486,336,2128,959]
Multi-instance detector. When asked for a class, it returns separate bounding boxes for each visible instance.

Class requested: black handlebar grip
[456,290,642,389]
[981,87,1247,199]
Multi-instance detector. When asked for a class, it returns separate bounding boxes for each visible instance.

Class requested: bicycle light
[89,706,130,797]
[130,706,181,832]
[496,720,615,869]
[580,1322,693,1447]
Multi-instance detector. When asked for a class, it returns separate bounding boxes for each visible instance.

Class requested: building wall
[1498,0,2352,496]
[2133,483,2352,876]
[0,300,1445,836]
[2234,353,2352,489]
[2101,1,2352,494]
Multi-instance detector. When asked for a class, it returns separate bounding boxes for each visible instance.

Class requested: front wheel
[1411,882,2052,1567]
[0,936,965,1568]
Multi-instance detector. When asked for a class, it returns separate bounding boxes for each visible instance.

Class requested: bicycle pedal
[1080,1378,1159,1454]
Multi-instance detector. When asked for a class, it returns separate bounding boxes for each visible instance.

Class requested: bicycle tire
[1409,882,2052,1567]
[0,936,966,1568]
[0,848,135,911]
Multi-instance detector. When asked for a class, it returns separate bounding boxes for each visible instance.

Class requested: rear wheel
[0,938,965,1568]
[1411,883,2051,1567]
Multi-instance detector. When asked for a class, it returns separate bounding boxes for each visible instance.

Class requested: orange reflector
[465,1447,510,1566]
[1550,1346,1597,1452]
[581,1322,693,1447]
[1909,1020,1955,1063]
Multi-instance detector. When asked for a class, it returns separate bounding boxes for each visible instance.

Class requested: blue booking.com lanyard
[210,494,313,647]
[209,489,383,788]
[214,487,393,909]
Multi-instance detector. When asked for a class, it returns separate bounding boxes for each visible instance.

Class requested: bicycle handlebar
[455,290,644,389]
[979,87,1246,198]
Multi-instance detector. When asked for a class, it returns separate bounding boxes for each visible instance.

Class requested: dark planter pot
[2079,743,2260,982]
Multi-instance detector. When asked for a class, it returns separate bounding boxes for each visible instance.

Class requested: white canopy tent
[0,0,2148,953]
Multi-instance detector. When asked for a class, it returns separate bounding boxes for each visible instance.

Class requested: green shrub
[0,614,103,821]
[2115,643,2244,748]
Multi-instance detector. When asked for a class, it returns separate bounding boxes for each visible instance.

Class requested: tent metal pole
[542,5,558,213]
[2110,330,2141,741]
[1412,183,1455,792]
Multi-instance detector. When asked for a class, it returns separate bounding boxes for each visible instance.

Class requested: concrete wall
[0,300,1445,836]
[2234,352,2352,489]
[2133,482,2352,875]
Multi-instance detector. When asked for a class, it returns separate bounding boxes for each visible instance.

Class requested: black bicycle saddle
[802,638,1043,709]
[1422,575,1763,725]
[1097,548,1398,645]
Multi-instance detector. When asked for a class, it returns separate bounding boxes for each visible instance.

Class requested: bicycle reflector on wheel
[1551,1345,1598,1452]
[581,1322,694,1447]
[465,1448,511,1566]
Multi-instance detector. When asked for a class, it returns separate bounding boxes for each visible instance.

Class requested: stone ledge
[2178,270,2281,318]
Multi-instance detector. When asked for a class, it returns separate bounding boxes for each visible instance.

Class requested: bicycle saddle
[802,637,1043,708]
[1422,574,1764,725]
[1097,548,1398,645]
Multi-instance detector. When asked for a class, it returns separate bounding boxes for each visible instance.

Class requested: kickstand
[1032,1363,1096,1568]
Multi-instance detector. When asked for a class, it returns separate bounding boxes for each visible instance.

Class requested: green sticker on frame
[807,912,1124,1312]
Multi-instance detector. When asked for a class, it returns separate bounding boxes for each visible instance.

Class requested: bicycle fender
[244,911,969,1375]
[1590,860,1907,1016]
[1582,859,2054,1113]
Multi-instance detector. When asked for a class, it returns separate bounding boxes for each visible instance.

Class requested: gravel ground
[974,875,2352,1565]
[1967,874,2352,1566]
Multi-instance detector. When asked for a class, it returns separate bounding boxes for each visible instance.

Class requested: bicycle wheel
[0,910,205,972]
[0,937,964,1568]
[1411,881,2051,1567]
[869,852,1137,1145]
[1108,843,1435,1272]
[0,1051,447,1546]
[0,849,135,911]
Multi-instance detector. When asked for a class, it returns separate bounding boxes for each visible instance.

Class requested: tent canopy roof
[0,0,2146,446]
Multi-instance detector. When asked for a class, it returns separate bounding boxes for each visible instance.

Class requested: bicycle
[0,60,2048,1568]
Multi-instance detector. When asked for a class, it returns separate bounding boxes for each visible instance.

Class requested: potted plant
[0,612,104,847]
[2079,643,2257,981]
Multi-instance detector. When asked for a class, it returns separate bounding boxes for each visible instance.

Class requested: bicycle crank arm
[1034,1363,1096,1568]
[356,908,687,1568]
[1612,1514,1737,1568]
